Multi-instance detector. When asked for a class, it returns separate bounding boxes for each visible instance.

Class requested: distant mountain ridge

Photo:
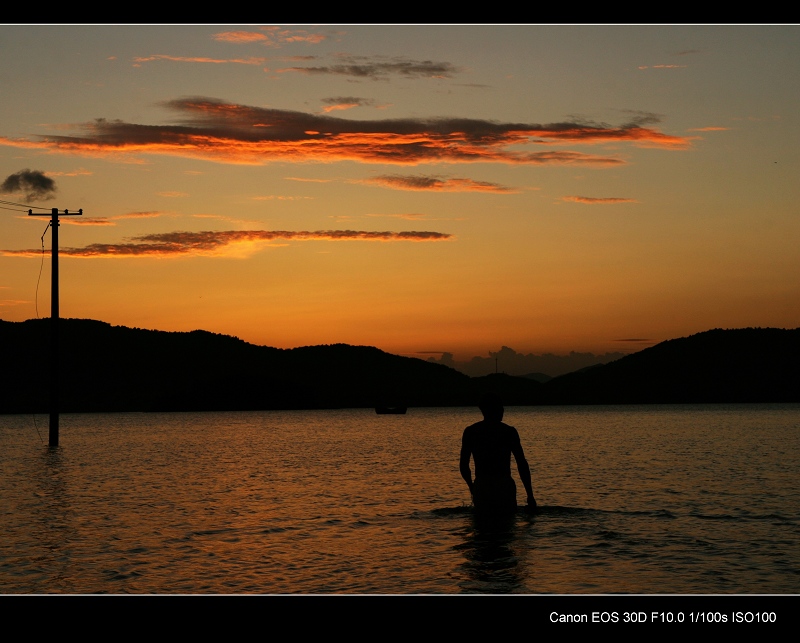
[1,319,798,413]
[543,327,800,404]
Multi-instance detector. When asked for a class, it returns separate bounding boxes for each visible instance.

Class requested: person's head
[478,393,504,422]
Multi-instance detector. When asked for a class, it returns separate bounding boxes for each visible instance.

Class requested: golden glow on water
[1,405,799,593]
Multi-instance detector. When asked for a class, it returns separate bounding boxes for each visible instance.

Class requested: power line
[0,197,54,210]
[35,221,50,319]
[0,201,50,210]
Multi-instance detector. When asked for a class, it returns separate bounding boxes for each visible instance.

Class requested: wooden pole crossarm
[27,208,83,217]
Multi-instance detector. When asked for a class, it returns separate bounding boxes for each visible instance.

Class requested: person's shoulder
[463,419,490,437]
[463,420,484,433]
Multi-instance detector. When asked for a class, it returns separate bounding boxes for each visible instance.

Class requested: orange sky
[1,25,798,360]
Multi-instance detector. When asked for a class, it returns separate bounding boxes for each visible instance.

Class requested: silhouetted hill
[521,372,552,383]
[1,320,797,412]
[0,318,483,412]
[541,327,800,404]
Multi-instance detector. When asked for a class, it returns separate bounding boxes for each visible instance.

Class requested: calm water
[1,405,799,594]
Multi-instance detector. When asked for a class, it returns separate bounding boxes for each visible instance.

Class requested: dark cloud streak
[366,174,518,193]
[278,56,460,79]
[3,229,453,258]
[0,97,690,166]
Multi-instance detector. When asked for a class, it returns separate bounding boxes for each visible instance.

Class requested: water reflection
[29,446,75,591]
[455,509,531,593]
[1,406,798,593]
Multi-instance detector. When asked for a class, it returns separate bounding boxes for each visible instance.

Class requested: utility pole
[28,207,82,446]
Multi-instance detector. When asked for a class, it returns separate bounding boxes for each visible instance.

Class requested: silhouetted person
[460,394,536,514]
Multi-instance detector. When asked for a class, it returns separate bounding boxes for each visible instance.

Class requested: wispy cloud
[158,191,188,198]
[0,97,689,168]
[321,96,387,113]
[46,168,93,177]
[0,299,29,307]
[133,55,267,66]
[3,229,452,258]
[638,64,688,70]
[212,31,269,44]
[562,196,638,204]
[364,174,519,193]
[38,210,173,226]
[61,217,115,226]
[618,110,663,128]
[285,177,334,183]
[278,55,460,80]
[213,27,326,47]
[260,27,326,45]
[251,195,314,200]
[687,126,730,132]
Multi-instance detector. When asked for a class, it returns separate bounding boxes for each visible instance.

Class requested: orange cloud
[364,174,519,193]
[687,126,730,132]
[0,97,690,168]
[321,97,388,113]
[3,229,452,258]
[562,196,638,204]
[133,55,267,65]
[61,217,115,226]
[212,31,268,43]
[158,191,188,198]
[214,27,326,47]
[46,169,93,177]
[260,27,326,45]
[22,210,171,225]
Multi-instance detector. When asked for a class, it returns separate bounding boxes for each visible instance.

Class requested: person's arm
[511,433,536,509]
[460,431,475,497]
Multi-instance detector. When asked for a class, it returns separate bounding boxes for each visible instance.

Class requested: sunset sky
[1,25,798,360]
